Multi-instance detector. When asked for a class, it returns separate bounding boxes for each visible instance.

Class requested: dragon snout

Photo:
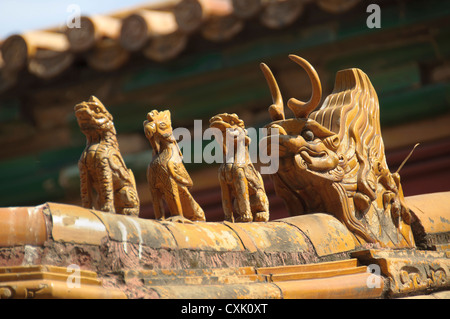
[323,135,340,152]
[298,146,340,172]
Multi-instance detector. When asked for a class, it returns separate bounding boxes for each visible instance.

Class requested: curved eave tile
[162,221,244,251]
[90,210,178,250]
[406,191,450,235]
[227,221,310,253]
[0,204,47,247]
[3,202,360,259]
[277,213,360,257]
[48,202,107,246]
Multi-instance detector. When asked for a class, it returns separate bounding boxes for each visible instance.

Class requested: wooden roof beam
[174,0,230,34]
[316,0,361,14]
[0,31,73,79]
[120,10,180,51]
[65,15,129,72]
[65,15,121,52]
[85,39,129,72]
[1,31,69,71]
[260,0,306,29]
[174,0,244,42]
[231,0,263,19]
[119,9,188,62]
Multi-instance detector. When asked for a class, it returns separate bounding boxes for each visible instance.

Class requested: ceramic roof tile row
[0,0,361,81]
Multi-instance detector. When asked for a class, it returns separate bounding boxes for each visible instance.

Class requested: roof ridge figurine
[260,55,415,248]
[210,113,269,222]
[74,96,140,216]
[144,109,206,222]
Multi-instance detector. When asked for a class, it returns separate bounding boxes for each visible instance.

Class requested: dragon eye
[159,122,167,129]
[301,130,314,142]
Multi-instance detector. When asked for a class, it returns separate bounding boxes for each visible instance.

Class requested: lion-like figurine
[144,110,206,222]
[75,96,140,216]
[210,113,269,222]
[260,55,415,248]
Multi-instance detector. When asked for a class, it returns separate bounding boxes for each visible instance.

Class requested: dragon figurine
[75,96,140,216]
[260,55,416,248]
[210,113,269,222]
[144,110,206,222]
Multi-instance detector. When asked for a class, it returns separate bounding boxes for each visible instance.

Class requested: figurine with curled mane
[260,55,415,248]
[75,96,139,216]
[210,113,269,222]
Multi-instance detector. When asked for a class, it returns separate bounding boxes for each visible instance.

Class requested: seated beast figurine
[75,96,140,216]
[144,110,206,222]
[210,113,269,222]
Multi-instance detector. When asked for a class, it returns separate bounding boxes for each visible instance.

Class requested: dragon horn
[260,63,285,121]
[287,55,322,119]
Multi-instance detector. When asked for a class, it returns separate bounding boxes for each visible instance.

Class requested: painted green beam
[0,170,64,207]
[121,0,450,93]
[380,82,450,126]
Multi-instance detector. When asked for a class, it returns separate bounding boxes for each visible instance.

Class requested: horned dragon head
[261,55,415,248]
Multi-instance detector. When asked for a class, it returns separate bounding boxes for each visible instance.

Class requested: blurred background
[0,0,449,221]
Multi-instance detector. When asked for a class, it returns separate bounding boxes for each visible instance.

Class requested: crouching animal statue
[210,113,269,222]
[144,110,206,222]
[75,96,140,216]
[260,55,416,248]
